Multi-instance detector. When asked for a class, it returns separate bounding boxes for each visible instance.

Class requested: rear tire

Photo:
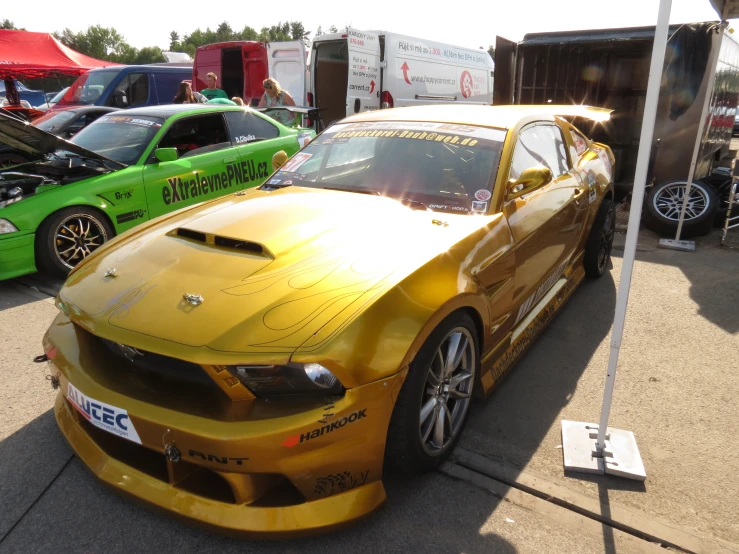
[36,207,114,277]
[584,198,615,279]
[384,312,478,475]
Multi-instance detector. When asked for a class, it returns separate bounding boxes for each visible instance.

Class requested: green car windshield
[67,114,164,165]
[271,122,506,214]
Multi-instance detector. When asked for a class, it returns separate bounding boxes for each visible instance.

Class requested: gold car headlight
[226,363,344,397]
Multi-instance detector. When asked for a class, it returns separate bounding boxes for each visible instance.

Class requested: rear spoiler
[520,105,613,123]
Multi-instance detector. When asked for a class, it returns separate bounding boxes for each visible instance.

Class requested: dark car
[0,106,119,167]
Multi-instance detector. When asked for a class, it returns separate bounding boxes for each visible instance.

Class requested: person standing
[200,72,228,101]
[173,81,196,104]
[258,78,296,126]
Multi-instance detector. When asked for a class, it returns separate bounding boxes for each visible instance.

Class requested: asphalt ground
[1,226,737,553]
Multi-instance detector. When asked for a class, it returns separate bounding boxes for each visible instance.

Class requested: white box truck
[309,29,494,125]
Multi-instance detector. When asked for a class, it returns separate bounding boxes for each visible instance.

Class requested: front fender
[291,252,490,389]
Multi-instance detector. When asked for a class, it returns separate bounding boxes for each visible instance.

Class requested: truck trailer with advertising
[309,29,495,126]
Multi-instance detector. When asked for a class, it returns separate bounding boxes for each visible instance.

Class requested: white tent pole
[595,0,673,453]
[674,24,725,241]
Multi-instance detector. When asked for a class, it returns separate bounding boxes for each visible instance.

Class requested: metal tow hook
[34,354,60,390]
[162,429,181,463]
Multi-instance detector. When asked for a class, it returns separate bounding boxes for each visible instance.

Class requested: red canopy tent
[0,29,119,79]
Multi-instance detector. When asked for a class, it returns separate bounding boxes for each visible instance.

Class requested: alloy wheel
[54,214,108,269]
[653,182,709,221]
[419,327,475,456]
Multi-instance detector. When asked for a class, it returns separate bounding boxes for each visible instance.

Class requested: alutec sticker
[66,383,141,444]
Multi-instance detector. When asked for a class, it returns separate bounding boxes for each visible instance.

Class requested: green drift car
[0,105,314,280]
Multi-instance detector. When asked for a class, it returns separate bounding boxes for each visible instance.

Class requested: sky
[3,0,731,51]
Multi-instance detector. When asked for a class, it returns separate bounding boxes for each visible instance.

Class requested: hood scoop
[174,227,273,258]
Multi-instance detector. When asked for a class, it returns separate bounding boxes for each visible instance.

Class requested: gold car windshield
[272,121,507,214]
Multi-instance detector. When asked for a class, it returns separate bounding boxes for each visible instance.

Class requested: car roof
[121,104,247,119]
[342,104,611,130]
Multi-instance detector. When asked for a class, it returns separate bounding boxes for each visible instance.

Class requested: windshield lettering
[277,122,505,214]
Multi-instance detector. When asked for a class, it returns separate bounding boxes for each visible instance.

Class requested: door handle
[223,157,236,164]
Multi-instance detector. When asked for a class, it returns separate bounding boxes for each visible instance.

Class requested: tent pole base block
[657,238,695,251]
[561,420,646,481]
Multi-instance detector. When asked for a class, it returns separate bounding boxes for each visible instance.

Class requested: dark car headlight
[225,363,344,397]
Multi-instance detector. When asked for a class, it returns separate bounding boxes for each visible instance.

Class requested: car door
[142,112,238,219]
[503,122,588,325]
[223,110,299,186]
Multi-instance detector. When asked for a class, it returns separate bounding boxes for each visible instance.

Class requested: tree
[487,45,495,61]
[328,25,338,33]
[1,19,20,30]
[289,21,310,45]
[215,22,233,43]
[315,25,323,38]
[236,26,259,41]
[54,25,125,60]
[169,31,180,50]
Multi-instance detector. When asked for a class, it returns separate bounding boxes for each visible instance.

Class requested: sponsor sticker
[474,189,492,201]
[235,134,256,144]
[268,178,282,185]
[282,180,293,185]
[588,174,597,204]
[596,149,612,180]
[282,409,367,447]
[471,200,488,212]
[66,383,141,444]
[570,130,587,156]
[280,152,313,173]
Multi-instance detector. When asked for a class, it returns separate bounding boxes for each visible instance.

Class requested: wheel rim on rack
[653,182,709,221]
[54,214,108,269]
[418,327,475,456]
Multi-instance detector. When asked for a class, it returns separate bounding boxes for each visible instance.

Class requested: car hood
[59,186,494,355]
[0,110,119,166]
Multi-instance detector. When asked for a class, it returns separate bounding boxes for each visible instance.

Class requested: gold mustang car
[44,105,616,538]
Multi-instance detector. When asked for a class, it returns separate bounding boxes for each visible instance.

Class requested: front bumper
[47,313,407,538]
[0,232,36,280]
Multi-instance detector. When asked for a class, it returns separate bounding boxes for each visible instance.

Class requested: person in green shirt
[200,72,229,101]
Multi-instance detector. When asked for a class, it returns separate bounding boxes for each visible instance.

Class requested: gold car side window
[509,125,570,182]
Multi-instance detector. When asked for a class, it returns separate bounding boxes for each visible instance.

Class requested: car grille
[73,325,235,420]
[97,336,215,388]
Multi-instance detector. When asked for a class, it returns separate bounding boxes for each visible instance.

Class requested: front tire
[385,313,478,474]
[644,181,718,238]
[36,207,114,277]
[584,198,615,279]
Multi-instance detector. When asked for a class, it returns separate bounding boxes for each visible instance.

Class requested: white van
[309,29,494,125]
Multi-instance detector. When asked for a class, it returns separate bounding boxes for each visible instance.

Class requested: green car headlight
[0,219,19,234]
[225,363,344,397]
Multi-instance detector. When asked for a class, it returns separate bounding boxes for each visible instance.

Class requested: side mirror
[113,90,128,108]
[154,148,178,163]
[507,166,553,200]
[272,150,288,171]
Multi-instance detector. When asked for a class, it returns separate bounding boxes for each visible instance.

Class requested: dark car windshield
[271,121,506,214]
[57,70,119,106]
[67,114,164,165]
[34,110,77,133]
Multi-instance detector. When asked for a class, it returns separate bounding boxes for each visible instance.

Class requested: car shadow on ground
[457,268,621,545]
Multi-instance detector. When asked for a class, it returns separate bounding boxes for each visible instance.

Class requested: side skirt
[478,263,586,398]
